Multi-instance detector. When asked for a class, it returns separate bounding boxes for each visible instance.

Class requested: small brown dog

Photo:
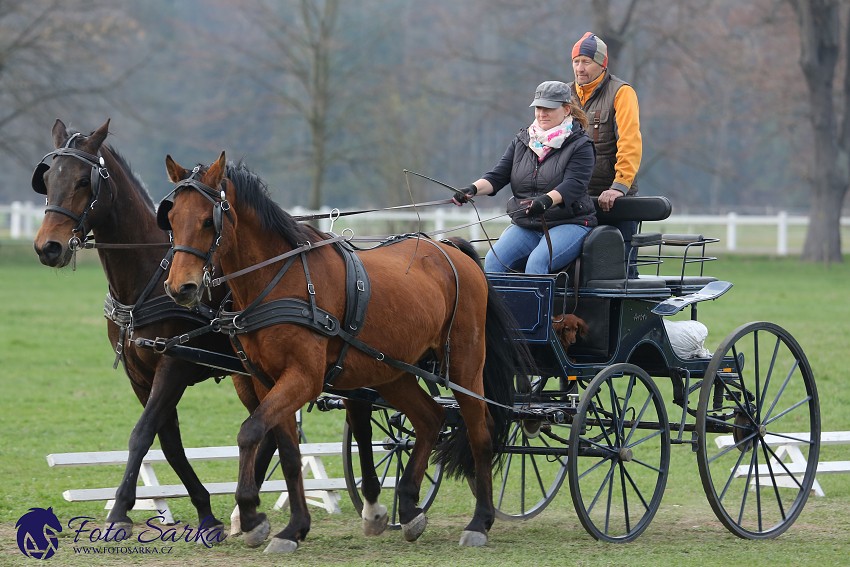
[552,314,589,352]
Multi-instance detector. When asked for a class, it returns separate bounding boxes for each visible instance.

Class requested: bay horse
[31,120,279,535]
[160,152,525,552]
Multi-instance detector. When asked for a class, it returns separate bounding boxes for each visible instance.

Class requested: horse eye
[77,177,90,188]
[202,218,214,228]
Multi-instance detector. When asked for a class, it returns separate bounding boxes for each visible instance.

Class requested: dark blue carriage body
[487,196,727,385]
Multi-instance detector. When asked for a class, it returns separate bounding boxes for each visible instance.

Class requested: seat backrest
[579,225,625,285]
[593,196,672,224]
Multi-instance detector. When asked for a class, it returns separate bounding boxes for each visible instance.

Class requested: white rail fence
[4,201,849,255]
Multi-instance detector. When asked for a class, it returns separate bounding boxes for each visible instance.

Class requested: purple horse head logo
[16,507,62,560]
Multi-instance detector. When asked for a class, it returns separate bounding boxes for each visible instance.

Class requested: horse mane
[66,126,155,210]
[225,161,316,248]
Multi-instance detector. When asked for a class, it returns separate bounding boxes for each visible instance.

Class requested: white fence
[4,201,849,256]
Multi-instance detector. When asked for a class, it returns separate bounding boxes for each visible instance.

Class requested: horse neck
[93,147,171,304]
[219,214,301,310]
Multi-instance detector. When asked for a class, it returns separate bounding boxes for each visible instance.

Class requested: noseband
[31,132,111,249]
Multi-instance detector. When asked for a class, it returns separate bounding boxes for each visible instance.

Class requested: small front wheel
[568,363,670,542]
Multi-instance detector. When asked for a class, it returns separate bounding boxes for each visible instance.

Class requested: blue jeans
[484,223,592,274]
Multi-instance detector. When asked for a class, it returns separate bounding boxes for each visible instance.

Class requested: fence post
[726,212,737,252]
[777,211,788,256]
[11,201,23,239]
[434,207,445,235]
[469,208,480,242]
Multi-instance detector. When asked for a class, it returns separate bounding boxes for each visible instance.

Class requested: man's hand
[597,188,624,212]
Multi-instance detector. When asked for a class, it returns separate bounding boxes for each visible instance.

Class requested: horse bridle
[157,167,231,291]
[31,132,112,249]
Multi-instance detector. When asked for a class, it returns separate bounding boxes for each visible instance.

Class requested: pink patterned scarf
[528,118,573,161]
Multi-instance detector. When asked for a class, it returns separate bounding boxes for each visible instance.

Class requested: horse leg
[229,376,278,536]
[106,369,205,534]
[343,398,387,536]
[455,395,495,547]
[376,379,445,542]
[236,383,313,552]
[157,410,225,538]
[262,422,310,553]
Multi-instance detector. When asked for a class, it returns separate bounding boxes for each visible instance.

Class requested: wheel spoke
[762,359,800,423]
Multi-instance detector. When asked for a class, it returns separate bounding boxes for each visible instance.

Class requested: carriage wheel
[696,322,820,539]
[568,363,670,542]
[342,406,443,529]
[494,378,569,520]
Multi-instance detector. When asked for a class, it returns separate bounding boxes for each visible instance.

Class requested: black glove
[527,194,553,216]
[452,184,477,206]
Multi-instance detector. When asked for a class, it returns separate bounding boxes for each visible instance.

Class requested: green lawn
[1,240,849,566]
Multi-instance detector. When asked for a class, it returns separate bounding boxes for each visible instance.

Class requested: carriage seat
[577,226,668,290]
[575,196,673,292]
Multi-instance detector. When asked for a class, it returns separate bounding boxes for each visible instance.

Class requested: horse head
[162,151,233,308]
[33,118,112,267]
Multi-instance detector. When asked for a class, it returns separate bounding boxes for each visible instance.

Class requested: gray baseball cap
[529,81,571,108]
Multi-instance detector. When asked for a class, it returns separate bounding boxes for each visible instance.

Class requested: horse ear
[165,154,188,183]
[88,119,110,150]
[52,119,69,149]
[207,151,227,186]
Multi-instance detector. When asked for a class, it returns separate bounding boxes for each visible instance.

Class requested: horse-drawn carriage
[32,121,820,552]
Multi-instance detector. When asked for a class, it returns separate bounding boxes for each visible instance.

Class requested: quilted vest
[570,73,638,196]
[506,127,597,230]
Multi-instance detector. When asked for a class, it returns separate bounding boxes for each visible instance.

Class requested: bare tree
[791,0,848,262]
[0,1,143,178]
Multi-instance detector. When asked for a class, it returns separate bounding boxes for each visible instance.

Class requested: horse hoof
[107,522,133,540]
[263,537,298,553]
[230,509,242,536]
[203,523,227,546]
[459,530,488,547]
[362,503,388,536]
[401,513,428,542]
[362,513,388,536]
[242,517,270,548]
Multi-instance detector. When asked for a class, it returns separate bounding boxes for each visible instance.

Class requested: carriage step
[651,280,732,316]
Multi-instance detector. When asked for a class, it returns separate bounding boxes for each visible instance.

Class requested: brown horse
[31,120,280,535]
[161,152,524,552]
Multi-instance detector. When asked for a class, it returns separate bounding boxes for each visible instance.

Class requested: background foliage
[2,0,847,218]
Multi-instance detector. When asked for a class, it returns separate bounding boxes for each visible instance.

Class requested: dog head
[552,314,589,349]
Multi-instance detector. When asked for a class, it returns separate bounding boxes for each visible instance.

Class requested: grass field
[1,240,849,566]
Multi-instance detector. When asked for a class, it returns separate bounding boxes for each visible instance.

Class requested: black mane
[67,127,154,210]
[225,161,316,248]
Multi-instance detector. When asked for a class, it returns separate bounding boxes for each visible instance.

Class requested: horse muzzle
[33,239,73,268]
[164,279,203,308]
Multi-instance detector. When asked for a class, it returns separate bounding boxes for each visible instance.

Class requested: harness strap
[227,333,277,391]
[324,239,371,387]
[209,234,347,288]
[334,328,513,411]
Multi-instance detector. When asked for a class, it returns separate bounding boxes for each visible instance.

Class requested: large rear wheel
[696,322,820,539]
[568,363,670,542]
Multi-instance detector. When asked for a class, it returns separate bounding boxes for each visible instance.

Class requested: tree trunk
[794,0,847,262]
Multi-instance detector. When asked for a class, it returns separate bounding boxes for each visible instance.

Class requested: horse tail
[434,238,534,479]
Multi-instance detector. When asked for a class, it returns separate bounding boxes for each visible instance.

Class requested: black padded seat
[584,276,669,290]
